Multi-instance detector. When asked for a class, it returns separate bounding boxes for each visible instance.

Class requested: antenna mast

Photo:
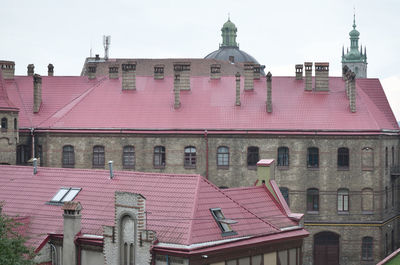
[103,35,111,60]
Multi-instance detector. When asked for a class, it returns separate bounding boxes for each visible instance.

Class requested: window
[120,215,135,265]
[307,188,319,212]
[277,147,289,167]
[14,118,17,130]
[123,146,135,169]
[279,187,289,206]
[16,145,31,165]
[361,237,373,261]
[184,146,196,168]
[1,117,7,131]
[217,146,229,168]
[362,188,373,212]
[386,147,388,168]
[153,146,165,168]
[307,147,319,168]
[361,147,374,170]
[210,208,237,236]
[50,187,81,203]
[337,188,349,212]
[62,145,75,168]
[247,146,259,168]
[93,145,105,168]
[392,146,395,166]
[337,147,349,169]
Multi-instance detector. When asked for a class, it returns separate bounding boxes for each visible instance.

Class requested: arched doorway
[314,231,339,265]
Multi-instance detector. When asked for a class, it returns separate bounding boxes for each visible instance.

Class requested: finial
[228,13,230,21]
[353,7,356,29]
[342,45,344,56]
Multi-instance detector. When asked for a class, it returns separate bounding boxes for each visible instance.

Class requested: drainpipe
[204,130,208,179]
[30,128,35,159]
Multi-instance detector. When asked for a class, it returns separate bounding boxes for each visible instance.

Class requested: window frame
[307,147,319,169]
[216,146,229,169]
[49,187,81,204]
[361,147,374,171]
[277,146,289,168]
[361,237,373,261]
[62,145,75,168]
[337,147,349,170]
[279,187,290,206]
[1,117,7,131]
[306,188,319,213]
[337,188,349,213]
[209,208,237,236]
[184,146,197,169]
[153,146,166,169]
[247,146,259,169]
[92,145,105,168]
[122,145,135,169]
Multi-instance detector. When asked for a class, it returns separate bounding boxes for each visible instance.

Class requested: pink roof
[0,165,301,251]
[0,69,18,111]
[3,74,398,133]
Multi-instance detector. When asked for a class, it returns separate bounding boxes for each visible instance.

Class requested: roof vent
[109,161,114,179]
[48,64,54,76]
[33,158,38,175]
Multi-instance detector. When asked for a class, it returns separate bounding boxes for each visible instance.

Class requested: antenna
[103,35,111,60]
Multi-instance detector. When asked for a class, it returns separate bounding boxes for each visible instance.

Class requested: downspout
[204,130,208,179]
[30,128,35,159]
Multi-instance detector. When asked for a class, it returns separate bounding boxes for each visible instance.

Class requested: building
[0,162,307,265]
[0,18,399,264]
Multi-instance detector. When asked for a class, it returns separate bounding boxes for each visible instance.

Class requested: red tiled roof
[0,69,18,111]
[0,165,299,251]
[3,74,398,133]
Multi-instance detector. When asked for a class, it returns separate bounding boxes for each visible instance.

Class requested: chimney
[304,62,312,91]
[154,64,164,80]
[344,68,351,99]
[62,201,82,265]
[27,64,34,76]
[244,63,254,91]
[210,64,221,80]
[48,64,54,76]
[0,61,15,79]
[253,64,261,80]
[266,72,272,113]
[173,62,191,90]
[122,62,136,90]
[342,65,349,80]
[174,74,181,109]
[256,159,276,199]
[315,62,329,91]
[349,72,356,113]
[235,72,241,106]
[295,64,303,80]
[33,158,38,174]
[33,74,42,113]
[108,65,119,79]
[87,63,97,80]
[108,161,114,179]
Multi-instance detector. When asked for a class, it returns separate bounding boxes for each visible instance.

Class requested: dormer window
[49,187,81,204]
[210,208,237,236]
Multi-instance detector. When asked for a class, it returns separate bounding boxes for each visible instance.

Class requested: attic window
[210,208,237,236]
[49,188,81,204]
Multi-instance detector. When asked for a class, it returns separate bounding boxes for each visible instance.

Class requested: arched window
[184,146,196,168]
[247,146,259,168]
[93,145,105,168]
[1,117,7,131]
[14,118,17,130]
[120,215,135,265]
[217,146,229,168]
[123,146,135,169]
[337,188,349,212]
[392,146,395,166]
[307,188,319,212]
[337,147,349,169]
[279,187,289,206]
[277,147,289,167]
[62,145,75,168]
[361,188,373,212]
[153,146,165,168]
[361,237,373,261]
[361,147,374,170]
[307,147,319,168]
[385,147,388,168]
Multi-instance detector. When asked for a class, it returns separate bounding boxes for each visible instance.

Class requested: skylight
[50,187,81,203]
[210,208,237,236]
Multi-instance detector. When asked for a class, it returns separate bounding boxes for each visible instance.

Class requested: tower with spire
[342,13,367,78]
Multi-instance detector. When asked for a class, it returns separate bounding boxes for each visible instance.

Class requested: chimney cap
[266,71,272,80]
[62,201,82,211]
[315,62,329,67]
[304,62,313,66]
[295,64,303,68]
[257,159,275,167]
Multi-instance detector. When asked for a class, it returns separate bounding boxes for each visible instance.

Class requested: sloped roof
[0,69,18,112]
[0,165,300,251]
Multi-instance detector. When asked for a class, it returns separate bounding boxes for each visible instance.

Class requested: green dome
[222,19,237,31]
[349,28,360,37]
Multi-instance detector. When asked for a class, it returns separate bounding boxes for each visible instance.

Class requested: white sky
[1,0,399,120]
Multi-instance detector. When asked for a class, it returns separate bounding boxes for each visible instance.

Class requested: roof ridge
[186,175,202,245]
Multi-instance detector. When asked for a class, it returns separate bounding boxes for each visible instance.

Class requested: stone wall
[0,111,18,164]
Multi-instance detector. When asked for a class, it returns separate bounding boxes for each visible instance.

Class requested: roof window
[210,208,237,236]
[49,187,81,204]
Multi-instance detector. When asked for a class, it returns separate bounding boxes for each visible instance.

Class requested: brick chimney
[27,64,34,76]
[295,64,303,80]
[33,74,42,113]
[0,61,15,79]
[344,68,351,99]
[349,72,356,113]
[48,64,54,76]
[315,62,329,91]
[266,72,272,113]
[244,63,254,91]
[210,64,221,80]
[342,65,349,80]
[256,159,276,198]
[122,62,136,90]
[87,63,97,80]
[62,201,82,265]
[154,64,164,80]
[173,62,191,90]
[253,64,261,80]
[235,72,241,106]
[174,74,181,109]
[304,62,312,91]
[108,65,119,79]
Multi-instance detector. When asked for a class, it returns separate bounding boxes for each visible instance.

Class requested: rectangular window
[93,146,105,168]
[184,146,196,168]
[210,208,237,236]
[277,147,289,167]
[123,146,135,169]
[337,189,349,212]
[154,146,166,168]
[307,189,319,212]
[247,146,259,168]
[307,147,319,168]
[50,187,81,203]
[361,237,373,260]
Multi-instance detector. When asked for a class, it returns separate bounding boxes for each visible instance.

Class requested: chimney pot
[173,62,191,90]
[87,63,97,79]
[154,64,165,80]
[48,64,54,76]
[0,61,15,79]
[27,64,34,76]
[210,64,221,80]
[304,62,313,91]
[108,65,119,79]
[295,64,303,80]
[244,63,254,91]
[315,62,329,91]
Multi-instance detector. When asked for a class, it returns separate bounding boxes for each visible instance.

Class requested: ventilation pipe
[109,161,114,179]
[33,158,38,175]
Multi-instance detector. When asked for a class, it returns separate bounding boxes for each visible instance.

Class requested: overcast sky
[1,0,399,120]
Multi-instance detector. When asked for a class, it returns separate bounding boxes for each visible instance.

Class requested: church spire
[221,17,238,48]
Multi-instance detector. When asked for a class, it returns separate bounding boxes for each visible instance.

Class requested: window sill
[62,165,75,168]
[337,167,349,171]
[307,167,319,171]
[362,211,374,215]
[217,165,229,170]
[247,165,257,170]
[153,165,165,169]
[338,211,349,215]
[92,165,105,169]
[277,166,289,170]
[184,165,196,169]
[307,211,319,215]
